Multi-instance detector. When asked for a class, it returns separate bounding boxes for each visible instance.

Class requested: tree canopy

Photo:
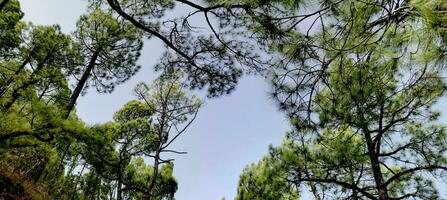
[235,0,447,199]
[1,0,447,199]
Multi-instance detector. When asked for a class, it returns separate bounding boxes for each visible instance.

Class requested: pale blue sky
[20,1,289,199]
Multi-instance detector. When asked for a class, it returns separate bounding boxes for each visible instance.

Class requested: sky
[19,0,290,199]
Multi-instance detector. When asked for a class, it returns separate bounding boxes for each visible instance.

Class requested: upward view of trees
[0,0,446,199]
[235,0,447,199]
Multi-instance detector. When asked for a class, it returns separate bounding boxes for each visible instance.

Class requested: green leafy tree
[0,2,90,197]
[0,25,85,183]
[238,47,447,199]
[236,1,447,199]
[132,72,201,199]
[3,0,447,199]
[56,8,144,180]
[80,109,155,200]
[74,73,199,200]
[0,22,87,149]
[123,157,177,200]
[98,0,447,103]
[0,0,23,59]
[91,0,288,97]
[0,24,75,108]
[66,8,143,115]
[236,155,299,200]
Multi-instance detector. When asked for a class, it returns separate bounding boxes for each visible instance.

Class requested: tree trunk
[3,78,39,109]
[117,172,123,200]
[310,183,321,200]
[147,150,161,200]
[117,159,123,200]
[65,50,99,118]
[2,55,48,109]
[0,56,30,98]
[55,50,99,183]
[364,130,389,200]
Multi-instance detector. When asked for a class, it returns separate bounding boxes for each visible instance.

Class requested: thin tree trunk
[55,51,100,179]
[116,156,124,200]
[70,163,86,200]
[147,150,161,200]
[117,170,123,200]
[364,130,389,200]
[310,183,321,200]
[358,67,389,200]
[2,54,48,109]
[90,173,99,200]
[0,56,30,98]
[65,50,99,118]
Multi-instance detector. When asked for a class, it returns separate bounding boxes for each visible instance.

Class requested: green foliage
[66,73,199,200]
[124,157,177,200]
[0,1,176,199]
[0,0,23,58]
[114,100,153,123]
[236,154,299,200]
[242,48,447,198]
[235,0,447,199]
[73,8,143,93]
[412,0,447,41]
[2,0,447,199]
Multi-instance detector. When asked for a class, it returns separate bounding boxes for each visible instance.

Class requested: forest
[1,0,447,199]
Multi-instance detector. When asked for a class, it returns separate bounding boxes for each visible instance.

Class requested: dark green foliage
[0,0,22,58]
[2,0,447,199]
[236,156,299,200]
[72,9,143,94]
[0,1,195,199]
[63,73,200,200]
[236,1,447,199]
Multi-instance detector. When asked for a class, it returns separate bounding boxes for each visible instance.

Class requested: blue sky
[20,1,289,199]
